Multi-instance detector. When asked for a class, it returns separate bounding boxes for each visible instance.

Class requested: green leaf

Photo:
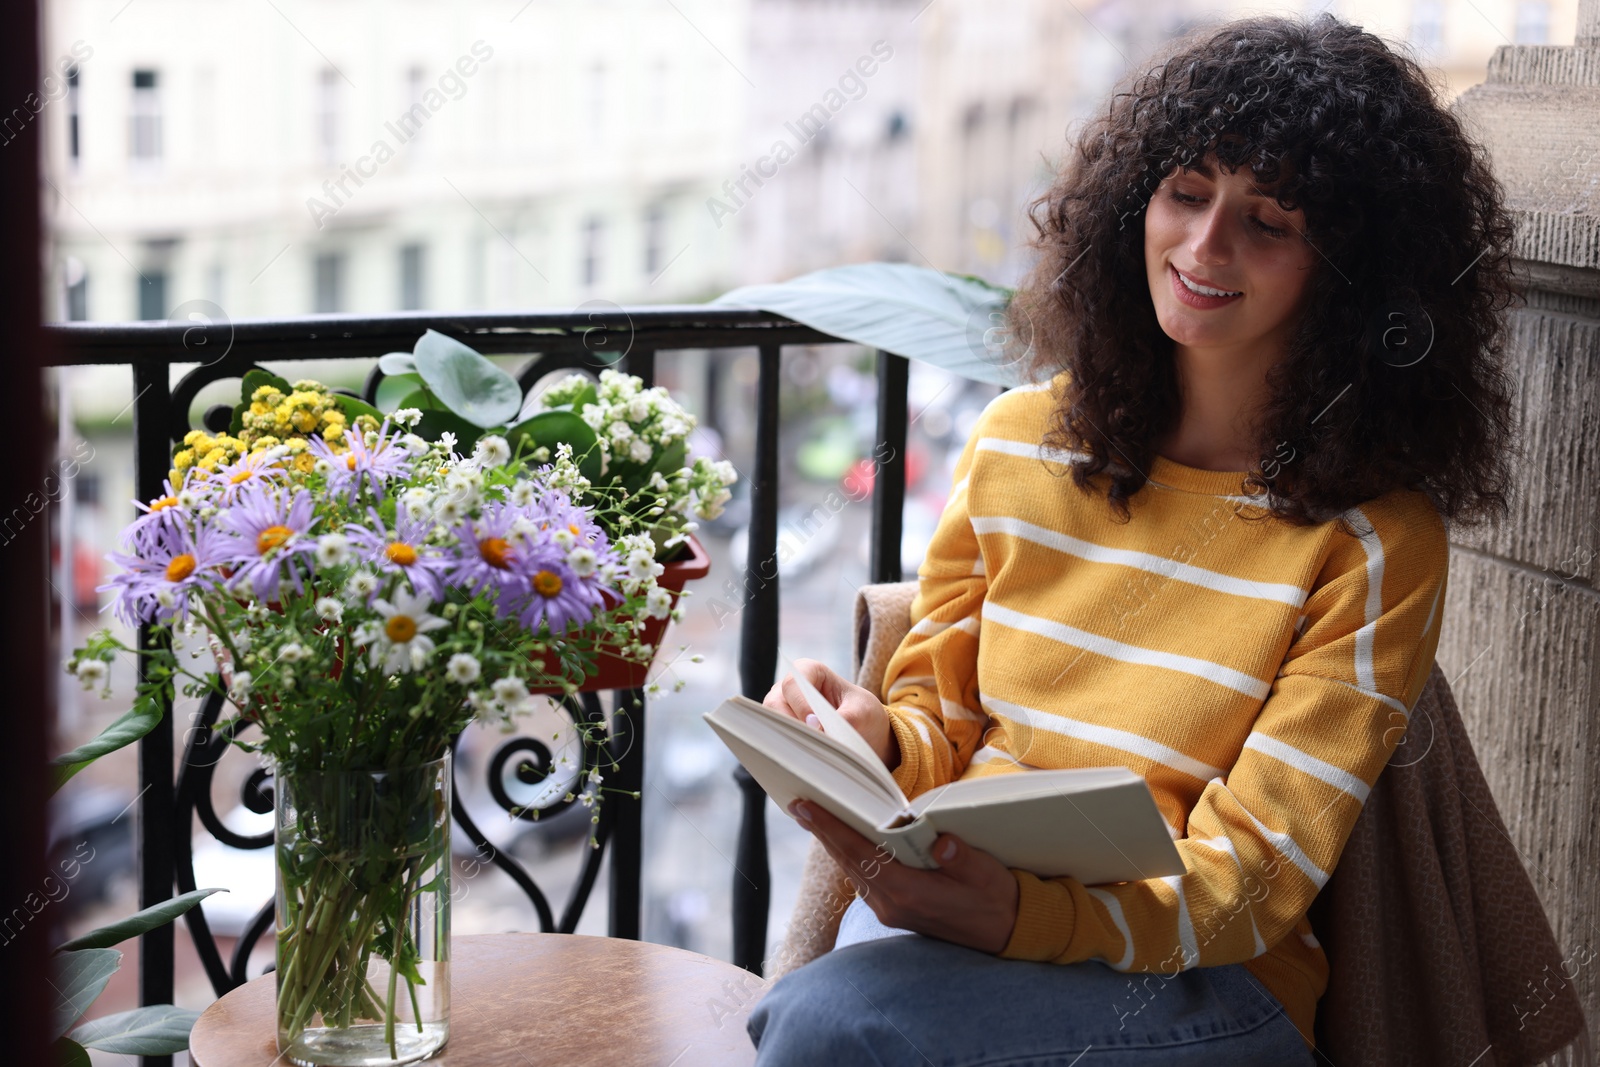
[69,1005,202,1056]
[51,948,121,1040]
[54,1037,90,1067]
[331,392,385,425]
[505,411,603,481]
[649,439,688,478]
[56,888,226,952]
[415,409,485,451]
[711,262,1030,387]
[50,697,161,794]
[412,328,523,429]
[378,351,418,376]
[240,367,292,404]
[395,387,439,412]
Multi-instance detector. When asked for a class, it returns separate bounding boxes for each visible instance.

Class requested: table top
[189,933,767,1067]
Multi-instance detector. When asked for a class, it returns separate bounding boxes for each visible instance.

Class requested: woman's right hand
[763,657,900,771]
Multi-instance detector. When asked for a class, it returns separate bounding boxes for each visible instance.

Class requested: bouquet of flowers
[66,373,697,1060]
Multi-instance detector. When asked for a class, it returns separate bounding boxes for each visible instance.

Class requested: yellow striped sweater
[879,374,1449,1052]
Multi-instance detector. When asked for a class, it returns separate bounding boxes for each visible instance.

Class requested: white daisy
[315,597,343,622]
[227,670,254,705]
[277,642,309,664]
[509,480,537,507]
[391,407,423,429]
[360,588,449,675]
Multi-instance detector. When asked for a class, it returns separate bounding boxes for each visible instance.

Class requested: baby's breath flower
[447,653,481,685]
[314,532,351,568]
[391,407,423,429]
[473,435,511,468]
[72,659,109,691]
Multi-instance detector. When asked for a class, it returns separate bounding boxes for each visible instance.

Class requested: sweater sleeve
[998,499,1450,972]
[879,401,993,801]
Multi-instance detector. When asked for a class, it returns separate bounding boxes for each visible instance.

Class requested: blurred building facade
[41,0,1579,330]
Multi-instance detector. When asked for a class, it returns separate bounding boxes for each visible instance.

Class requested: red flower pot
[529,534,711,694]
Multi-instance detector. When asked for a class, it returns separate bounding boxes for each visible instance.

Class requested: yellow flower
[199,447,227,471]
[249,401,271,417]
[251,384,284,405]
[173,449,196,471]
[293,452,316,473]
[253,435,281,450]
[321,423,345,443]
[182,429,207,447]
[292,409,319,433]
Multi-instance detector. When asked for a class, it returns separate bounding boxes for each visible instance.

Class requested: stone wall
[1446,3,1600,1055]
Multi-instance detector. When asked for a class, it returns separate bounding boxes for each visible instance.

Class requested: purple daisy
[509,545,610,635]
[345,506,450,601]
[100,521,232,626]
[213,450,287,504]
[446,501,535,603]
[220,484,319,603]
[125,477,199,548]
[308,419,413,502]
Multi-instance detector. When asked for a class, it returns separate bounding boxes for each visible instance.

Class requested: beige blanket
[771,580,1591,1066]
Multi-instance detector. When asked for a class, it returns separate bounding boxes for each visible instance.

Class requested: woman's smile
[1169,264,1243,308]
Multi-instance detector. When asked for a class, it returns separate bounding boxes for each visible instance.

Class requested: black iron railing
[45,307,911,1067]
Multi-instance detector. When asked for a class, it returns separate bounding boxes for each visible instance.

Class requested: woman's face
[1144,153,1317,364]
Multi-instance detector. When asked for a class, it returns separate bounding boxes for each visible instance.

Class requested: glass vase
[274,753,452,1066]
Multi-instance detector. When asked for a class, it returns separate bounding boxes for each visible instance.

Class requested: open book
[702,674,1187,885]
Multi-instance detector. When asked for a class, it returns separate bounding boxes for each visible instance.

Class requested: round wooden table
[189,933,766,1066]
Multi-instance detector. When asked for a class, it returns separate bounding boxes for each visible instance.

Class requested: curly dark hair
[1009,12,1519,529]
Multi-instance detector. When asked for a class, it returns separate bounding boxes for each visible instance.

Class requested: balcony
[43,306,949,1066]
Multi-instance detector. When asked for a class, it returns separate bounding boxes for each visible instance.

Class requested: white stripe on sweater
[1085,887,1137,970]
[982,694,1225,782]
[983,601,1272,699]
[1242,732,1371,804]
[1347,506,1384,692]
[1211,777,1330,889]
[1162,874,1200,969]
[969,514,1307,607]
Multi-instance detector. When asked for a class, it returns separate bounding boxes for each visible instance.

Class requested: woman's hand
[790,798,1020,955]
[763,658,900,771]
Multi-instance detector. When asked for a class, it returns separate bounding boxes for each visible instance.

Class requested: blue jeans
[747,897,1315,1066]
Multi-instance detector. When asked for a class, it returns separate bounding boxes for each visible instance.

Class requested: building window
[314,252,345,313]
[317,68,341,165]
[581,217,604,288]
[1515,0,1551,43]
[399,243,426,310]
[130,69,162,162]
[643,204,665,277]
[1409,0,1445,54]
[138,269,167,321]
[64,257,88,321]
[66,66,80,164]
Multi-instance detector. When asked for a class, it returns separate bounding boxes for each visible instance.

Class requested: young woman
[747,12,1517,1066]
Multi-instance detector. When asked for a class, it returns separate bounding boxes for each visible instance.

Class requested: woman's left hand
[789,798,1020,955]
